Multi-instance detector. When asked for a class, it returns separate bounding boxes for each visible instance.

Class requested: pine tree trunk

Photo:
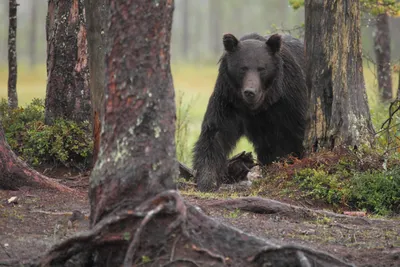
[44,0,91,125]
[8,0,18,110]
[304,0,374,151]
[0,121,74,192]
[374,13,392,102]
[84,0,106,166]
[29,0,37,68]
[87,0,177,263]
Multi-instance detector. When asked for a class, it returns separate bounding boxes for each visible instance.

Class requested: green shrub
[175,91,195,166]
[293,166,400,216]
[350,169,400,216]
[0,98,93,169]
[294,168,350,206]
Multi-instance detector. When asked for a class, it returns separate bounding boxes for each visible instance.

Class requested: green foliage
[293,165,400,216]
[294,168,350,205]
[351,169,400,215]
[175,91,196,165]
[288,0,304,10]
[0,98,93,169]
[288,0,400,16]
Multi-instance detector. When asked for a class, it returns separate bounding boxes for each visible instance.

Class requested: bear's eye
[257,67,266,72]
[240,67,248,72]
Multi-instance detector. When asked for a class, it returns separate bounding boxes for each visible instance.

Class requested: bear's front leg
[192,115,243,192]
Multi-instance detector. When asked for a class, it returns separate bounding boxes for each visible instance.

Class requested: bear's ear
[266,34,282,54]
[223,33,239,52]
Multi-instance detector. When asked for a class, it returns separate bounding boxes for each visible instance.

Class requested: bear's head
[222,33,283,111]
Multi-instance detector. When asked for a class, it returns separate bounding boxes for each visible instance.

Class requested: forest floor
[0,169,399,267]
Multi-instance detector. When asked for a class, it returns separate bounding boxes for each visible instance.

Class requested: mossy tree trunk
[44,0,91,125]
[374,12,392,102]
[304,0,375,152]
[8,0,18,110]
[84,0,106,166]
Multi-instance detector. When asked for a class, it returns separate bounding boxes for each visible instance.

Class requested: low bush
[0,98,93,169]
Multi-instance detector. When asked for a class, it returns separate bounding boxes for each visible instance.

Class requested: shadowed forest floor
[0,172,399,267]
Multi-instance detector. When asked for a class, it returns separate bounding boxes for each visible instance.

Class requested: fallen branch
[207,197,371,225]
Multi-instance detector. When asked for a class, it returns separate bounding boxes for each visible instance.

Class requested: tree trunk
[182,0,189,59]
[304,0,375,152]
[8,0,18,110]
[44,0,91,125]
[32,1,354,266]
[84,0,106,166]
[29,0,37,68]
[374,13,392,102]
[0,121,74,192]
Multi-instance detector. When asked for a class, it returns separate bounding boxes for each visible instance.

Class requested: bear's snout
[244,88,256,99]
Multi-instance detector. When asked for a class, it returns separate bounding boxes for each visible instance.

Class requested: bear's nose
[244,88,256,99]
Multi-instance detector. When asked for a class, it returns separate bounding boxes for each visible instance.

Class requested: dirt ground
[0,175,399,267]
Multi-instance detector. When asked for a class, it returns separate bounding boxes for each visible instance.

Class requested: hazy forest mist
[0,0,399,67]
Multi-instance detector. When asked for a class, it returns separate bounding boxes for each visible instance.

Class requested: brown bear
[192,32,308,192]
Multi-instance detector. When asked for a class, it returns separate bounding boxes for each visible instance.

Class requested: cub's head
[222,33,282,110]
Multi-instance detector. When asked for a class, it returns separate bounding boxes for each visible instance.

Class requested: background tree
[84,0,106,166]
[290,0,400,103]
[44,0,90,125]
[29,0,37,68]
[8,0,18,110]
[182,0,189,59]
[374,12,392,101]
[304,0,375,151]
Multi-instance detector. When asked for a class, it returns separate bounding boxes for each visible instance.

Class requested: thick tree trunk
[29,0,37,68]
[8,0,18,110]
[0,121,74,192]
[374,13,392,102]
[84,0,106,166]
[304,0,375,152]
[44,0,91,125]
[31,1,354,266]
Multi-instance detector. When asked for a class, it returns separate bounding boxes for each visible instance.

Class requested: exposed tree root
[6,190,355,267]
[207,197,371,225]
[0,129,76,193]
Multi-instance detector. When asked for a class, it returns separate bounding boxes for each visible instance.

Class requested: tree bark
[84,0,107,166]
[374,13,392,102]
[8,0,18,110]
[44,0,91,125]
[0,121,75,192]
[29,0,37,68]
[304,0,375,152]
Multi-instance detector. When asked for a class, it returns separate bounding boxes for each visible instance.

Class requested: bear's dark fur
[192,32,308,192]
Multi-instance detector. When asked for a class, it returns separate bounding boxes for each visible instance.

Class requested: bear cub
[192,32,308,192]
